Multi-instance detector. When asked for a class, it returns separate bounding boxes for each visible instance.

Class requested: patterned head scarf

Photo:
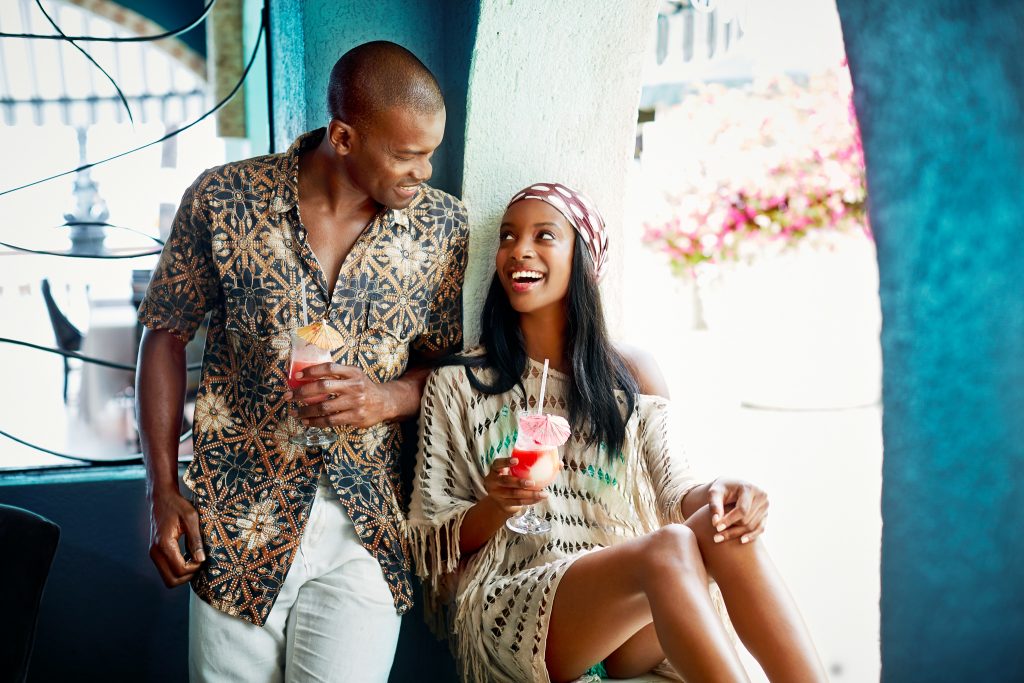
[506,182,609,280]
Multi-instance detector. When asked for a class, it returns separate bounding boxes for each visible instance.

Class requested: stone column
[460,0,659,341]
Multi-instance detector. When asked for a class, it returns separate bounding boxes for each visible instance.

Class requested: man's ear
[328,118,356,156]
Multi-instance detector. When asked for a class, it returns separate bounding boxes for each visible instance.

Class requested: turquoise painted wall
[268,0,307,151]
[268,0,479,196]
[837,0,1024,678]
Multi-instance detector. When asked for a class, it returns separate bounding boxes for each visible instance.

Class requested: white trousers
[189,478,402,683]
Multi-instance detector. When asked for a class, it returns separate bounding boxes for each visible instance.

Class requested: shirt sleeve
[639,397,702,525]
[411,197,469,356]
[407,367,483,589]
[137,174,219,343]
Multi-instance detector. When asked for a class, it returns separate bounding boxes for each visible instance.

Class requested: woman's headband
[506,182,609,280]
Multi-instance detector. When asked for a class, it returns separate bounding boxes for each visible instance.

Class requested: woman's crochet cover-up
[409,355,730,683]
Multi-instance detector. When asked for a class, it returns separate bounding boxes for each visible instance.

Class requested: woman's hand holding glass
[483,456,552,516]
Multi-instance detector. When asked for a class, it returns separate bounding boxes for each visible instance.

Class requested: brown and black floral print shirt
[138,129,469,625]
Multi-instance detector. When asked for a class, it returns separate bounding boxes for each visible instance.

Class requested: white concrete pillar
[460,0,659,342]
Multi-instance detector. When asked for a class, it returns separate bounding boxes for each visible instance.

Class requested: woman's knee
[683,504,717,546]
[639,523,703,578]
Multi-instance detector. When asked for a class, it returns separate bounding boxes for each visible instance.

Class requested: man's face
[343,106,446,210]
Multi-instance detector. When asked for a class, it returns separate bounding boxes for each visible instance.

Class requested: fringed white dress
[409,356,725,683]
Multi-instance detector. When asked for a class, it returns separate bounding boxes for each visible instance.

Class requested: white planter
[697,231,882,410]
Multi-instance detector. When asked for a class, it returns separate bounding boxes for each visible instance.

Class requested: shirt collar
[270,128,322,214]
[270,128,413,230]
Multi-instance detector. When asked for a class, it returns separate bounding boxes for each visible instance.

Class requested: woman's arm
[622,345,771,541]
[458,456,548,554]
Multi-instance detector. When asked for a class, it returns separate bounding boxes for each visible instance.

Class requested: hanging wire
[0,2,266,467]
[33,0,135,124]
[0,337,203,372]
[0,221,165,258]
[0,427,192,466]
[0,12,266,197]
[0,0,216,42]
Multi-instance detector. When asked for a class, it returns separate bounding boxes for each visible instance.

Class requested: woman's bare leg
[685,505,828,682]
[545,524,749,683]
[602,624,665,679]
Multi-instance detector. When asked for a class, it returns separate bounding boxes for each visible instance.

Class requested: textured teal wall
[837,1,1024,679]
[268,0,307,150]
[268,0,479,195]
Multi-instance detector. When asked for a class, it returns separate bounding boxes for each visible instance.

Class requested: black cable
[64,221,166,245]
[0,0,216,43]
[0,245,161,258]
[0,2,254,468]
[0,427,192,466]
[263,0,275,153]
[0,222,165,258]
[33,0,135,124]
[0,338,203,372]
[0,14,266,197]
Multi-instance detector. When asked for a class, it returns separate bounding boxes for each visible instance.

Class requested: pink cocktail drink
[287,331,337,447]
[505,405,571,535]
[510,445,560,486]
[287,360,319,390]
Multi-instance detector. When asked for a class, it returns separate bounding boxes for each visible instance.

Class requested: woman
[408,183,826,683]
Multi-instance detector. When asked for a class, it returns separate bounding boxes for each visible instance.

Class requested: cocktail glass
[287,330,338,447]
[505,413,562,535]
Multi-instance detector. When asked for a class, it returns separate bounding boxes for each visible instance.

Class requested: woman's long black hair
[438,232,639,457]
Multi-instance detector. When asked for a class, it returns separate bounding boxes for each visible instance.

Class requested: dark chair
[40,278,85,403]
[0,504,60,683]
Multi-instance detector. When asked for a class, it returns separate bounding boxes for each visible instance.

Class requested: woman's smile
[509,268,546,293]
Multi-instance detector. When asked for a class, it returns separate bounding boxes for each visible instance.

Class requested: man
[136,41,468,681]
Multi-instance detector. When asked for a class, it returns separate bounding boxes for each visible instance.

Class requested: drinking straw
[301,284,309,326]
[537,358,549,415]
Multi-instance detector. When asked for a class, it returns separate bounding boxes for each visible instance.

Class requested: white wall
[459,0,660,343]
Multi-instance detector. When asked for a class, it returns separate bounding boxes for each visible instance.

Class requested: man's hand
[285,363,392,429]
[483,456,549,516]
[148,490,205,588]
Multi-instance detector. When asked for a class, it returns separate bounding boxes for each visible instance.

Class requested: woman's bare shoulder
[617,343,671,399]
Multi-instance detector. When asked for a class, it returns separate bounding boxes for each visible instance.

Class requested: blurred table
[77,303,137,431]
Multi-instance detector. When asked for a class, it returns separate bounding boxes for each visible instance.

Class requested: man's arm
[136,327,205,587]
[380,365,431,421]
[290,195,469,429]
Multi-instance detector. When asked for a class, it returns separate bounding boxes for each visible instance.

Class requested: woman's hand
[484,456,549,516]
[707,477,769,544]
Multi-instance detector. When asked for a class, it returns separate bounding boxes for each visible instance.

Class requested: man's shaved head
[327,41,444,129]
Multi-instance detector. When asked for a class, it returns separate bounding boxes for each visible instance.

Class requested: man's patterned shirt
[138,129,468,626]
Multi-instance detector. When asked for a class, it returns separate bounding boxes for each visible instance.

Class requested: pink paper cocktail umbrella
[518,359,571,447]
[518,413,571,447]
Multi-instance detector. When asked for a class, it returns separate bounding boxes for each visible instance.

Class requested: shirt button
[284,239,292,247]
[329,310,339,320]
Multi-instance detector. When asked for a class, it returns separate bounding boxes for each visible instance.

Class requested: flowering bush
[642,64,868,276]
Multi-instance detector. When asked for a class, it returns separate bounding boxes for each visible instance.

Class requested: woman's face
[495,199,575,315]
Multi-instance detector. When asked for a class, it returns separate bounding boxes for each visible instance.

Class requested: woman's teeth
[511,270,543,282]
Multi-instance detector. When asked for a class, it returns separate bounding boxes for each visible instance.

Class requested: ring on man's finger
[328,393,338,400]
